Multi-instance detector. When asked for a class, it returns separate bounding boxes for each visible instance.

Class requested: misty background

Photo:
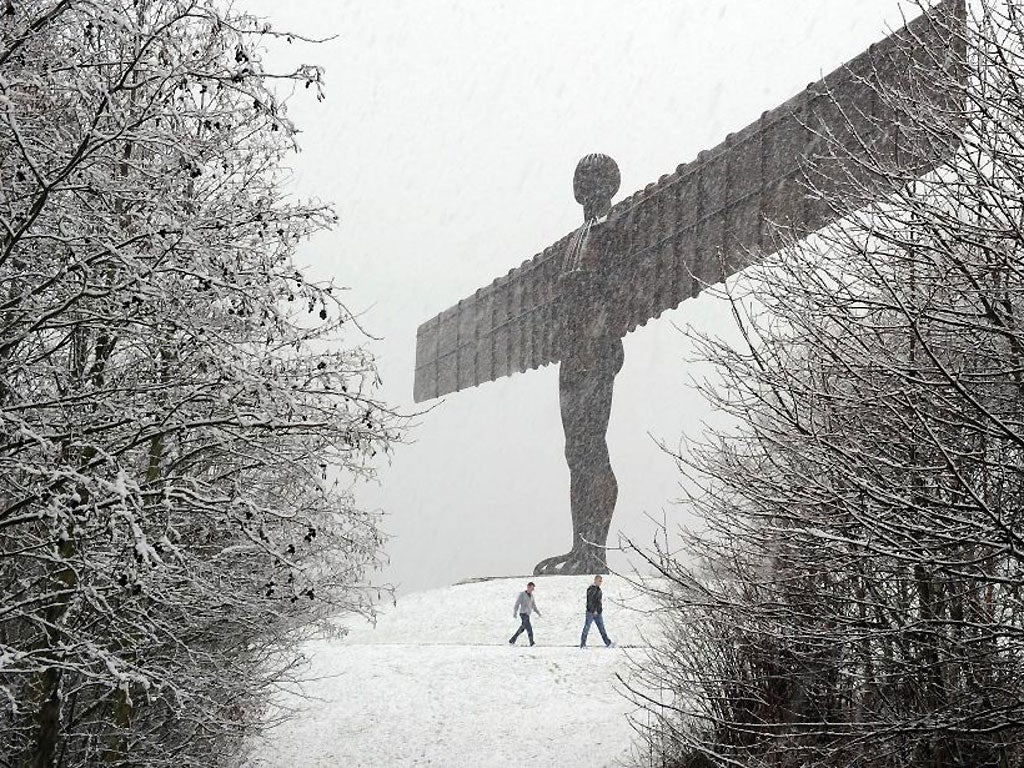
[242,0,913,592]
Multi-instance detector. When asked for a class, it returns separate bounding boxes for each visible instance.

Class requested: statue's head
[573,153,620,221]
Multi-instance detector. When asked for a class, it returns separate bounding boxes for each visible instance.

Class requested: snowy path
[248,576,657,767]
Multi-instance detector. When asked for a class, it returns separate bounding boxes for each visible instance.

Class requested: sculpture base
[453,574,535,586]
[533,549,609,576]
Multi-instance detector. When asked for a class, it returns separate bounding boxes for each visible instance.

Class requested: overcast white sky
[242,0,922,591]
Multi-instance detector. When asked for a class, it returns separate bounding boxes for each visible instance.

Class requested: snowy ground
[247,575,660,767]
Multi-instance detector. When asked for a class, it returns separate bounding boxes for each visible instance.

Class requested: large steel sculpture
[413,2,965,575]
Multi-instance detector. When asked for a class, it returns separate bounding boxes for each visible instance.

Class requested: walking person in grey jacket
[509,581,542,646]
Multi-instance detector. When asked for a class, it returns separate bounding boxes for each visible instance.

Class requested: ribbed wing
[609,0,965,335]
[414,0,964,402]
[413,233,570,403]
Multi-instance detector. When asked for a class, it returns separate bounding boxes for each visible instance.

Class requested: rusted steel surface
[413,0,964,402]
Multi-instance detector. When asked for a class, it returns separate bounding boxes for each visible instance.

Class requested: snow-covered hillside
[247,575,659,767]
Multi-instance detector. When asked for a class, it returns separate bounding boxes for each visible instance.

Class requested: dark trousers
[510,613,534,645]
[580,611,611,647]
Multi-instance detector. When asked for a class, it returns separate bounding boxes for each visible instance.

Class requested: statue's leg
[568,366,617,572]
[532,361,585,575]
[534,339,623,576]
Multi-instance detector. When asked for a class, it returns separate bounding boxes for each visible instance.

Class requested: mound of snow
[344,574,655,647]
[247,575,660,767]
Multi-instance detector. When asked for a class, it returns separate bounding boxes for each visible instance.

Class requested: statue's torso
[559,222,624,378]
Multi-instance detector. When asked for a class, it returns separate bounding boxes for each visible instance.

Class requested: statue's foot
[532,552,577,576]
[533,547,608,576]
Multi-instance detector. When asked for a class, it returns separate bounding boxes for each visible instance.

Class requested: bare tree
[629,2,1024,766]
[0,2,401,766]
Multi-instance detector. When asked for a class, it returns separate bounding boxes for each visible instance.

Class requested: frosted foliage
[0,2,399,766]
[631,2,1024,766]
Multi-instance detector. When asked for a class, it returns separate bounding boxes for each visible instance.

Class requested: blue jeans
[510,613,534,644]
[580,611,611,647]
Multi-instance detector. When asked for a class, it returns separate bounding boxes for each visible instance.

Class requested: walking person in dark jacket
[509,581,542,646]
[580,574,614,648]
